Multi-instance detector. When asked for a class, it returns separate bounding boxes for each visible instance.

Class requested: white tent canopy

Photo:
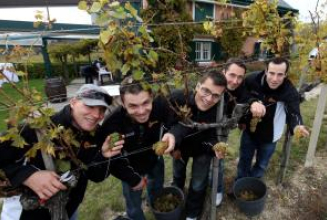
[0,63,19,87]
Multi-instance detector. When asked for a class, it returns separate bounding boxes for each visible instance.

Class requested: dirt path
[211,152,327,220]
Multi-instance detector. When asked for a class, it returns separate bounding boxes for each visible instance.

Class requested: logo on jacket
[148,120,159,128]
[267,97,277,103]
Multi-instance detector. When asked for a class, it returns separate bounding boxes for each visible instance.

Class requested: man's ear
[70,97,77,108]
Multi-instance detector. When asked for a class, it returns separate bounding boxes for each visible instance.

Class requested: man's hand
[23,170,67,200]
[101,135,124,158]
[132,177,147,191]
[161,133,175,154]
[250,101,266,118]
[294,125,310,137]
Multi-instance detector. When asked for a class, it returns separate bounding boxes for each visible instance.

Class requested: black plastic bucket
[45,77,67,103]
[151,186,184,220]
[233,177,267,216]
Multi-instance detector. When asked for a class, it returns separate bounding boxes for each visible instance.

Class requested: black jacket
[244,71,303,143]
[169,90,224,158]
[97,96,174,175]
[0,105,140,220]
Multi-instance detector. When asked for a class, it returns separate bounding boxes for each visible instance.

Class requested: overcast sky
[0,0,321,24]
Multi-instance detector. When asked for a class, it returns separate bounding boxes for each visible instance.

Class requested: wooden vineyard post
[305,84,327,167]
[210,97,225,220]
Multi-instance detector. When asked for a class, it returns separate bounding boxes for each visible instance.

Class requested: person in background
[213,58,265,205]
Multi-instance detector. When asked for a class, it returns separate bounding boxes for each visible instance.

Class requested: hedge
[14,62,90,79]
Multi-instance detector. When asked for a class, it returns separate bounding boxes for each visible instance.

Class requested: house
[184,0,298,64]
[138,0,298,65]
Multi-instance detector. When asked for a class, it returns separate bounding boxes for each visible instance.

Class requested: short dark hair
[223,58,247,73]
[119,76,152,98]
[199,70,227,87]
[266,57,290,74]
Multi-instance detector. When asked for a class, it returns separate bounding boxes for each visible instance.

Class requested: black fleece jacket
[169,90,224,158]
[97,96,174,175]
[243,71,303,143]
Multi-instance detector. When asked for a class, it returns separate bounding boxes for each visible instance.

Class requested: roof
[0,20,99,46]
[0,0,141,7]
[230,0,298,13]
[0,0,78,7]
[0,20,99,34]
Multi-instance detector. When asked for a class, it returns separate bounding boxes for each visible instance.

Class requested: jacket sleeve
[0,128,40,188]
[88,110,142,187]
[285,88,303,134]
[85,153,142,187]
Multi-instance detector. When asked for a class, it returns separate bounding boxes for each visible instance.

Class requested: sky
[0,1,321,24]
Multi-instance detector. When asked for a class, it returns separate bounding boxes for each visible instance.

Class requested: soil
[211,151,327,220]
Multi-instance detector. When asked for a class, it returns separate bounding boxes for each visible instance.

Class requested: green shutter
[211,42,222,61]
[188,41,196,61]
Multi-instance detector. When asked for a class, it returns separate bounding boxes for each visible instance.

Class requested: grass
[0,79,45,131]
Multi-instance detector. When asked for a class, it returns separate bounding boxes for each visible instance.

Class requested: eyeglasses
[199,86,223,101]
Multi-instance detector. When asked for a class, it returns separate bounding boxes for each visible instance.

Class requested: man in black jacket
[170,71,227,220]
[211,58,266,206]
[236,57,309,179]
[97,79,175,220]
[0,84,143,220]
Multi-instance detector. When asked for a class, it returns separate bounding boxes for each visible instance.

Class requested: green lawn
[0,79,45,131]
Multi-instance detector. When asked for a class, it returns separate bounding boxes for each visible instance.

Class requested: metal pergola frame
[0,0,78,7]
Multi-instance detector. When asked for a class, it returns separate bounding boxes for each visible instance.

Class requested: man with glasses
[170,71,227,220]
[0,84,144,220]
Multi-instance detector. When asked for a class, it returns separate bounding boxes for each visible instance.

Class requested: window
[195,42,212,61]
[194,2,214,22]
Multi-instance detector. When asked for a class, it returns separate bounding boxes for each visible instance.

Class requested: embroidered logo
[148,120,158,128]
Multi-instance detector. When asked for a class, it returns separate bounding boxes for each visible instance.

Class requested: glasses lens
[200,87,220,100]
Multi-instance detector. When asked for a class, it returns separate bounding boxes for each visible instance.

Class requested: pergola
[0,0,78,7]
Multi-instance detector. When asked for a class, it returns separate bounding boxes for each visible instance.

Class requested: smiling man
[170,71,227,220]
[97,78,176,220]
[236,57,310,180]
[0,84,137,220]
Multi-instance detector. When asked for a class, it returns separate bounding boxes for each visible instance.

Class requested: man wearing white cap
[0,84,143,220]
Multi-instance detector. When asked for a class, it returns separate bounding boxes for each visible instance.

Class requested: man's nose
[91,108,103,118]
[136,106,146,114]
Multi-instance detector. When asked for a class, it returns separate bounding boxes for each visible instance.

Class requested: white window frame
[195,41,212,61]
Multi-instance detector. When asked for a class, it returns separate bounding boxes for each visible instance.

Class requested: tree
[141,0,198,71]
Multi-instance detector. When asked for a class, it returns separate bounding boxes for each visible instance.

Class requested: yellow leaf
[100,30,112,45]
[90,2,102,13]
[78,1,88,10]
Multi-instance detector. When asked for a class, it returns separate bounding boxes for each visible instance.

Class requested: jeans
[173,153,212,218]
[122,157,164,220]
[236,131,277,179]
